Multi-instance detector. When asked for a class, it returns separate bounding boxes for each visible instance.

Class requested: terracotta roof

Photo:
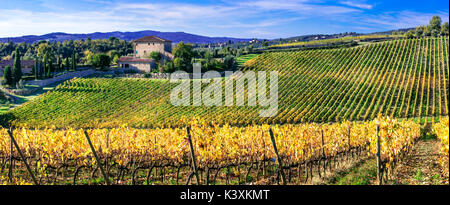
[118,57,153,63]
[0,59,35,67]
[134,36,172,43]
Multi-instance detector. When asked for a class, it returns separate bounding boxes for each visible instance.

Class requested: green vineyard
[7,37,449,128]
[236,54,259,67]
[243,37,449,124]
[268,34,401,48]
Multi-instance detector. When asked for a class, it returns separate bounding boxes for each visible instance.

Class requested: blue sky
[0,0,448,39]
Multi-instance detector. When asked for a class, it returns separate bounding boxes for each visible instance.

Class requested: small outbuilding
[117,57,155,73]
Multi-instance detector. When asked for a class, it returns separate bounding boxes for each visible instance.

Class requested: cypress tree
[65,58,70,71]
[3,66,13,87]
[36,61,40,79]
[42,62,45,78]
[43,55,47,78]
[33,61,38,80]
[32,62,35,78]
[48,61,53,77]
[38,60,42,79]
[45,61,48,78]
[56,56,61,72]
[12,48,22,85]
[71,49,76,70]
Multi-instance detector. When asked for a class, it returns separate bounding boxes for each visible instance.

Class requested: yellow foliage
[0,117,420,170]
[432,117,449,171]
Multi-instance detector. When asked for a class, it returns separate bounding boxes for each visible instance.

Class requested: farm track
[390,139,449,185]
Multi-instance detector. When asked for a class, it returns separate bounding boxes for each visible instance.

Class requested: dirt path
[389,139,448,185]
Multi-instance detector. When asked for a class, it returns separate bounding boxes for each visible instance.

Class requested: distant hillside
[269,28,415,46]
[268,33,360,46]
[370,27,416,35]
[0,30,252,44]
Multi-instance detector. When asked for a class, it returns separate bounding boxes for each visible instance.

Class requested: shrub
[13,48,23,84]
[2,66,13,87]
[223,55,235,71]
[92,53,111,70]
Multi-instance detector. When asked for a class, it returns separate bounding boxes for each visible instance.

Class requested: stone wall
[1,87,40,96]
[0,67,33,76]
[121,61,155,73]
[26,68,97,87]
[111,71,227,79]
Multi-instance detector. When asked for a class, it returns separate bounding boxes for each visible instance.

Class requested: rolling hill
[0,30,252,44]
[6,37,449,128]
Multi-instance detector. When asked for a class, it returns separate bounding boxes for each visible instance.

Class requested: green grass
[414,169,424,181]
[420,132,437,141]
[330,158,377,185]
[431,174,442,185]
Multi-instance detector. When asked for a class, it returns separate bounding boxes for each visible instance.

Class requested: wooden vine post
[321,129,325,157]
[261,130,266,177]
[7,129,38,185]
[348,126,352,161]
[268,128,286,185]
[320,128,326,177]
[186,127,200,185]
[105,130,110,173]
[376,125,382,185]
[84,130,110,185]
[8,136,13,182]
[348,126,351,149]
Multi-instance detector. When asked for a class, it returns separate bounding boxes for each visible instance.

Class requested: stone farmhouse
[0,59,35,77]
[118,36,174,72]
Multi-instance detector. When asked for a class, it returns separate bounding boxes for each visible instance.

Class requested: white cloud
[339,1,374,9]
[246,29,280,38]
[113,3,242,21]
[0,0,363,38]
[212,17,306,29]
[236,0,361,14]
[361,11,449,29]
[0,0,447,39]
[0,9,135,37]
[236,0,308,11]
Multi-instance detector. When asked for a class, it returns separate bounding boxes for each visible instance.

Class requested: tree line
[403,16,449,39]
[0,37,132,63]
[0,37,133,87]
